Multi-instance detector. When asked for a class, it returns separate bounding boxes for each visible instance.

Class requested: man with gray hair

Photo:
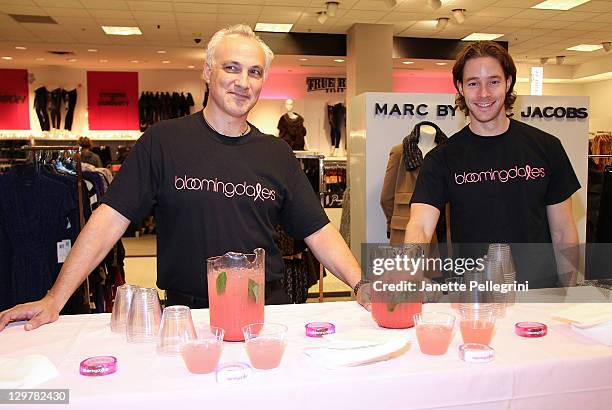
[0,24,368,331]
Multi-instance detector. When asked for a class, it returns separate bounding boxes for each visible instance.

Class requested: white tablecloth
[1,301,612,410]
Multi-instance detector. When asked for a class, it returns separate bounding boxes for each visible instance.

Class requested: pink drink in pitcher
[207,249,265,342]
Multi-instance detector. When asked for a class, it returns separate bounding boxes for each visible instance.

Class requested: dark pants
[165,279,291,309]
[64,89,77,131]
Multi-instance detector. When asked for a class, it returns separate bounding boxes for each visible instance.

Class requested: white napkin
[553,304,612,327]
[571,321,612,346]
[0,354,59,388]
[303,329,411,369]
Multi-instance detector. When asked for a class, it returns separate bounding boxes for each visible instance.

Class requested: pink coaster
[80,356,117,376]
[515,322,547,338]
[305,322,335,337]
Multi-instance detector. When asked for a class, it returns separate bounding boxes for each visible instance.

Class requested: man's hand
[0,293,62,331]
[356,282,372,311]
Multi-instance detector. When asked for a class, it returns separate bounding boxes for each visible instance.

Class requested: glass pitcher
[207,248,265,341]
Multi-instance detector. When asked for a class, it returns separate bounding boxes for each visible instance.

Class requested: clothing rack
[20,145,90,308]
[589,155,612,158]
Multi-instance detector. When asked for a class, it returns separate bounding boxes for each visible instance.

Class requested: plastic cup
[157,305,197,355]
[458,304,496,346]
[414,312,455,355]
[181,325,224,374]
[445,276,464,310]
[126,287,162,343]
[242,323,287,370]
[110,284,137,333]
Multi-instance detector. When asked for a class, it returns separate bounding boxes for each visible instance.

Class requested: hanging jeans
[33,87,50,131]
[64,89,77,131]
[49,88,63,129]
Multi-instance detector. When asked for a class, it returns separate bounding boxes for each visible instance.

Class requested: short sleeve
[409,148,448,211]
[545,137,581,205]
[279,155,330,239]
[101,129,159,223]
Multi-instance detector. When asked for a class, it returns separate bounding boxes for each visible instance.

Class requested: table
[2,300,612,410]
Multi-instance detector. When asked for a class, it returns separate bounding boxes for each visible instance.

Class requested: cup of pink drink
[414,312,455,355]
[181,325,224,374]
[458,304,496,346]
[242,323,287,370]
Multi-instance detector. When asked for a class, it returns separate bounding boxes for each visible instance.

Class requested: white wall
[514,81,585,96]
[583,78,612,133]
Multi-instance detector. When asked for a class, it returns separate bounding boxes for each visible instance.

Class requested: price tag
[57,239,72,263]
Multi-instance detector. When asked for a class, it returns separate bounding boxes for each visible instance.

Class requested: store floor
[122,235,352,303]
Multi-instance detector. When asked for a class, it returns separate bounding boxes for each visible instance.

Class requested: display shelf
[0,131,142,141]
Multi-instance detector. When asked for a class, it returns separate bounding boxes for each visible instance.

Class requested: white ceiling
[1,0,612,75]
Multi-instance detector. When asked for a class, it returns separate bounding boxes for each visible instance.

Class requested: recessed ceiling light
[15,46,27,50]
[99,59,108,63]
[299,58,308,61]
[462,33,504,41]
[402,61,414,65]
[435,62,448,65]
[187,65,195,68]
[87,48,98,52]
[531,0,590,10]
[161,60,170,64]
[254,23,293,33]
[102,26,142,36]
[35,57,45,61]
[333,58,345,62]
[157,50,167,54]
[566,44,604,52]
[1,56,13,60]
[130,60,139,63]
[67,58,77,62]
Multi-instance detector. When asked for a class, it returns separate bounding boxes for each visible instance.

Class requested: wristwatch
[353,279,370,295]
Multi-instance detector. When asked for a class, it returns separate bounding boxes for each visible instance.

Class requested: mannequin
[277,99,306,150]
[417,124,437,157]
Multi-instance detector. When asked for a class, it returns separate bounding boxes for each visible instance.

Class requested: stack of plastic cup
[458,303,496,346]
[444,276,464,310]
[126,287,162,343]
[487,243,516,306]
[484,258,507,318]
[157,305,197,355]
[110,284,137,333]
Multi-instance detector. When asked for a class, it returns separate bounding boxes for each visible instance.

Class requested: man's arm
[304,223,368,307]
[404,203,441,245]
[0,204,130,331]
[546,197,579,287]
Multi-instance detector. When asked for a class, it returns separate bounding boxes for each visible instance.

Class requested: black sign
[98,92,129,106]
[520,106,588,119]
[323,191,344,208]
[306,77,346,93]
[374,102,458,117]
[0,94,26,103]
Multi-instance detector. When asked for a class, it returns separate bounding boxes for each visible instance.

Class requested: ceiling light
[157,50,167,54]
[603,42,612,52]
[435,62,448,65]
[402,60,414,65]
[130,60,139,63]
[540,57,549,64]
[35,57,45,61]
[99,59,108,63]
[187,65,195,68]
[566,44,603,52]
[556,55,565,65]
[299,58,308,61]
[428,0,442,9]
[87,48,98,52]
[1,56,13,60]
[102,26,142,36]
[333,58,345,62]
[254,23,293,32]
[317,11,328,24]
[452,9,466,24]
[15,46,27,50]
[161,60,170,64]
[436,17,449,29]
[326,1,339,16]
[462,33,504,41]
[67,58,77,62]
[531,0,590,10]
[384,0,398,8]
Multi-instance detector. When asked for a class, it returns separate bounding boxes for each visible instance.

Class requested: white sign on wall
[530,66,544,96]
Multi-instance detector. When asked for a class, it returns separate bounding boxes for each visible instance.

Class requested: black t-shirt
[102,111,329,298]
[411,119,580,287]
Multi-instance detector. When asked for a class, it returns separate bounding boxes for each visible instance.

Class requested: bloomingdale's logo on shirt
[455,165,546,185]
[174,174,276,201]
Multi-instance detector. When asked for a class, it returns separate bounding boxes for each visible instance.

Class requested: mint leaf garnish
[248,279,261,303]
[216,271,227,295]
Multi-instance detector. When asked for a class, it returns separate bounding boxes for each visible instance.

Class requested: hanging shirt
[101,111,329,299]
